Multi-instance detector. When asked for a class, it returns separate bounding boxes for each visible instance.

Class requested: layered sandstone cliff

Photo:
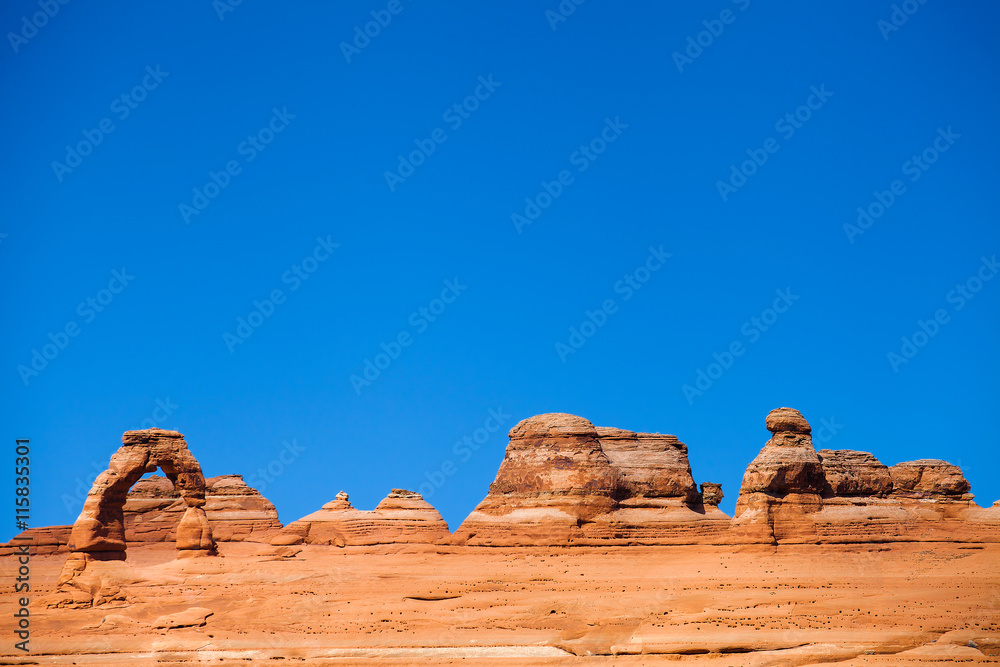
[452,414,730,546]
[730,409,1000,544]
[271,490,450,546]
[124,474,282,543]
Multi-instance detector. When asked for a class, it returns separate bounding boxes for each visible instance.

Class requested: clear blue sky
[2,0,998,539]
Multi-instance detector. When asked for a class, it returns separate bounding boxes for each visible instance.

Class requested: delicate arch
[67,428,216,557]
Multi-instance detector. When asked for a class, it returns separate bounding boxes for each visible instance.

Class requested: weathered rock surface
[7,539,999,665]
[732,408,826,543]
[738,408,826,499]
[453,414,619,546]
[1,474,280,557]
[700,483,723,506]
[454,414,730,546]
[732,414,999,545]
[125,474,281,543]
[595,427,699,502]
[817,449,894,497]
[271,489,450,547]
[889,459,973,500]
[53,429,219,606]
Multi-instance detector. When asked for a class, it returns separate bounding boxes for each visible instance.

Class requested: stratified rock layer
[454,414,730,546]
[271,490,450,547]
[595,427,699,502]
[2,475,280,557]
[889,459,973,500]
[817,449,894,498]
[732,408,826,544]
[733,412,1000,545]
[125,474,281,543]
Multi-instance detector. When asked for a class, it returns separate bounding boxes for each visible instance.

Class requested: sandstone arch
[67,428,216,558]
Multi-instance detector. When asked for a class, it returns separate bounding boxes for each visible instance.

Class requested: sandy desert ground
[2,540,998,666]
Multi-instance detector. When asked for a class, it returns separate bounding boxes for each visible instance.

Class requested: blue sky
[2,0,998,539]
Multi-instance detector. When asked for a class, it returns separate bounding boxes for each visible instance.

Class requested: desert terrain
[3,408,998,665]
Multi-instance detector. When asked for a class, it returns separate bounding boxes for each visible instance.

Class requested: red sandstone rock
[453,414,621,546]
[67,428,215,557]
[732,408,827,544]
[817,449,894,497]
[455,414,731,546]
[889,459,973,500]
[1,475,279,557]
[700,483,723,506]
[272,489,450,547]
[125,474,281,543]
[55,429,218,605]
[595,427,699,502]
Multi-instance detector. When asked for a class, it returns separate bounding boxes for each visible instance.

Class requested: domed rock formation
[452,414,622,546]
[454,414,731,546]
[271,489,450,547]
[124,474,282,543]
[817,450,894,498]
[595,427,699,502]
[889,460,973,500]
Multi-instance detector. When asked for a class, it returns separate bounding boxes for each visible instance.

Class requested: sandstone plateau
[2,409,998,665]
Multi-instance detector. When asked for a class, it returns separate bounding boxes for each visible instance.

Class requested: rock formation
[700,482,723,506]
[730,407,826,543]
[817,449,894,497]
[732,410,1000,544]
[125,474,282,543]
[1,474,280,557]
[452,414,619,546]
[889,459,973,500]
[66,428,216,558]
[54,429,218,606]
[271,489,450,546]
[453,414,731,546]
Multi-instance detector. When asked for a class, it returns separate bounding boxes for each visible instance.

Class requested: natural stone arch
[67,428,216,558]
